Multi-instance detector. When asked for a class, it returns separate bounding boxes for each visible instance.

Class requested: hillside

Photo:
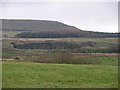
[2,19,119,38]
[2,19,80,31]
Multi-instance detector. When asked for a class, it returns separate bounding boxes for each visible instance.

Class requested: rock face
[13,41,81,49]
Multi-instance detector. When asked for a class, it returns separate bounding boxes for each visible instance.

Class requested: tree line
[15,31,119,38]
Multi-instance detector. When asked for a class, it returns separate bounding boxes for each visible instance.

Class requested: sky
[0,1,119,32]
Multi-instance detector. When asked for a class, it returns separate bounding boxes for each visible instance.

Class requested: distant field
[2,31,23,37]
[2,37,118,49]
[2,37,118,43]
[2,62,118,88]
[2,37,118,59]
[2,38,119,63]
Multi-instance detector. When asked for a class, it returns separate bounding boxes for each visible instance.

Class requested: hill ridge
[2,19,82,32]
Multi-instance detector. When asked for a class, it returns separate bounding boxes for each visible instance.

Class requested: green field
[2,62,118,88]
[2,31,23,37]
[2,37,119,88]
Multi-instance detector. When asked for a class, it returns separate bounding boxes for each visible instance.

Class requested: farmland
[2,37,119,88]
[2,62,118,88]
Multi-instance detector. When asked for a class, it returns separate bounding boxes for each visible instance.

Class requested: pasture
[2,62,118,88]
[2,31,23,38]
[2,37,119,88]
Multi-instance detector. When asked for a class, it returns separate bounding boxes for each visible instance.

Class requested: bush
[54,52,100,64]
[55,52,73,64]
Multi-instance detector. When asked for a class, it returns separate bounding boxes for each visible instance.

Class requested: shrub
[55,52,73,64]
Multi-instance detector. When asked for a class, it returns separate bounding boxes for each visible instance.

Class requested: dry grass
[2,38,61,41]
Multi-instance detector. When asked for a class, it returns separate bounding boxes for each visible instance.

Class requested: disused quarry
[11,40,119,53]
[12,40,97,49]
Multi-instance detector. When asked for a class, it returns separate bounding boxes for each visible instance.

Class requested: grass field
[2,62,118,88]
[2,31,23,37]
[2,37,119,88]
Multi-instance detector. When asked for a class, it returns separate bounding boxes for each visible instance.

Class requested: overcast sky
[0,1,118,32]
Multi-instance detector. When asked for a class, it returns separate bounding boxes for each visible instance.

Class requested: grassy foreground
[2,62,118,88]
